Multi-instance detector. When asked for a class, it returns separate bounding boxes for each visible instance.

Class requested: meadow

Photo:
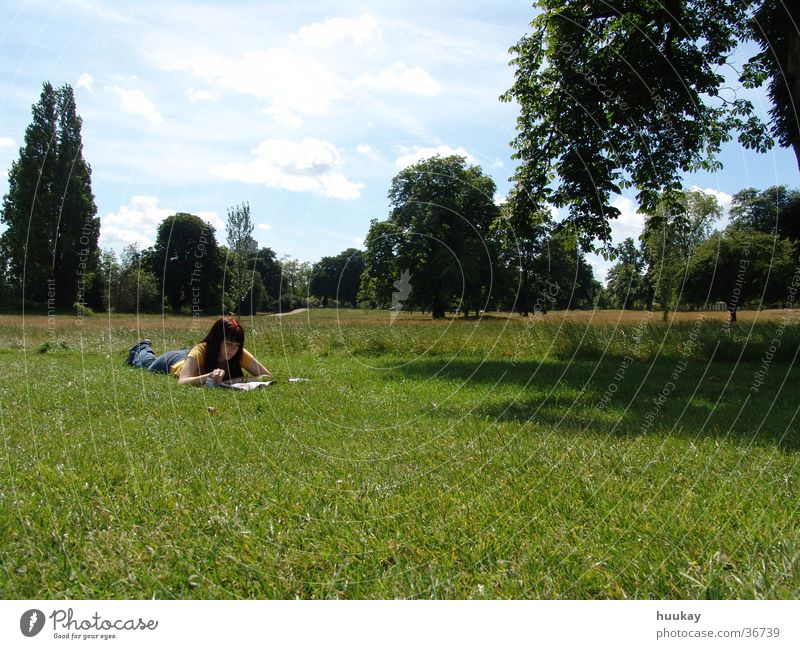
[1,308,799,598]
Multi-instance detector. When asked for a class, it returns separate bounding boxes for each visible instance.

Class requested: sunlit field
[1,309,798,598]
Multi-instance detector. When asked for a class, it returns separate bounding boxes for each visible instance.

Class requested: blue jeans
[129,342,189,374]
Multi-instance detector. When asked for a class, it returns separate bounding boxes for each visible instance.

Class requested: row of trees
[604,186,800,320]
[3,26,799,320]
[357,155,599,317]
[0,84,601,317]
[93,211,315,316]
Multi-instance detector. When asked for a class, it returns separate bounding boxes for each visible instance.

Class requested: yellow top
[169,342,256,377]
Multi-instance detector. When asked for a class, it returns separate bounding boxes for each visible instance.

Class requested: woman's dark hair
[201,317,245,379]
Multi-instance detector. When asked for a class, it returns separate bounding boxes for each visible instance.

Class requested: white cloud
[197,211,224,231]
[263,106,302,128]
[185,87,218,102]
[171,48,341,115]
[77,73,94,92]
[394,144,474,169]
[493,192,506,206]
[0,137,14,149]
[353,237,364,248]
[356,143,381,160]
[689,185,733,213]
[587,252,613,285]
[609,196,645,243]
[355,62,440,96]
[293,13,379,48]
[108,86,163,124]
[99,196,221,250]
[210,138,364,200]
[257,223,273,231]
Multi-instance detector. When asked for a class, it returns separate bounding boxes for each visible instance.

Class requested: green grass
[1,310,799,598]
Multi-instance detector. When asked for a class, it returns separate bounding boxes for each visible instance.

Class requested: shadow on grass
[386,357,800,451]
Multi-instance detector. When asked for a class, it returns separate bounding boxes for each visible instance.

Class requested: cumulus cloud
[609,196,645,242]
[689,185,733,213]
[0,137,14,149]
[292,13,379,47]
[77,73,94,92]
[394,144,474,169]
[185,87,218,102]
[263,106,302,128]
[355,62,440,96]
[356,143,381,160]
[586,252,613,285]
[108,86,163,124]
[99,196,221,250]
[210,138,364,200]
[173,48,341,115]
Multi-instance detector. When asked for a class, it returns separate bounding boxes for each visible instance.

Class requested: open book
[213,378,308,390]
[218,380,275,391]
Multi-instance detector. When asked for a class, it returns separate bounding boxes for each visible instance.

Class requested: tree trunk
[729,300,737,322]
[519,272,530,317]
[431,293,446,319]
[786,16,800,172]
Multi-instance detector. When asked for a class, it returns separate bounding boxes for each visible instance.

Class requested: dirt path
[271,308,308,317]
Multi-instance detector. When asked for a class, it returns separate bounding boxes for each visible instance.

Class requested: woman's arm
[177,356,225,386]
[242,352,272,379]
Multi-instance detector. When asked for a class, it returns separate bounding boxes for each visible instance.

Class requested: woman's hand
[208,368,226,385]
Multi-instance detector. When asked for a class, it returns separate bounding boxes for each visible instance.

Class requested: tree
[0,82,99,308]
[224,202,255,314]
[605,238,649,309]
[310,248,366,307]
[501,2,778,247]
[279,256,312,311]
[539,230,599,310]
[684,229,795,321]
[641,190,722,319]
[152,213,220,314]
[116,245,161,312]
[94,249,120,313]
[0,240,12,308]
[742,2,800,171]
[252,246,282,310]
[358,219,401,308]
[494,189,551,316]
[729,185,800,243]
[365,155,499,319]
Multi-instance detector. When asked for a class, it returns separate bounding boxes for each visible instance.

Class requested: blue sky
[1,0,797,282]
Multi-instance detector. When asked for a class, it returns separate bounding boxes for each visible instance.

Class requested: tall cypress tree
[0,82,99,308]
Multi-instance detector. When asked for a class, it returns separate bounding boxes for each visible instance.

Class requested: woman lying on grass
[126,317,273,386]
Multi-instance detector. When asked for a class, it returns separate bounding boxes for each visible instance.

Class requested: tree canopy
[683,228,795,320]
[0,82,99,308]
[729,185,800,243]
[502,0,794,247]
[361,155,500,318]
[224,201,255,313]
[310,248,366,307]
[152,213,220,314]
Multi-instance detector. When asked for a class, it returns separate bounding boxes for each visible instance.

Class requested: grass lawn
[1,309,799,598]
